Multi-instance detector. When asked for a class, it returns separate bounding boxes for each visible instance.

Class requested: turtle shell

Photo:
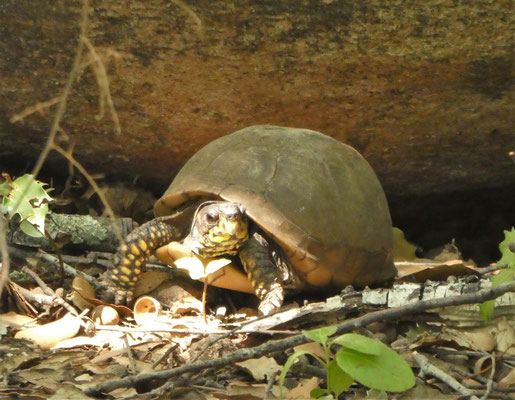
[154,125,396,289]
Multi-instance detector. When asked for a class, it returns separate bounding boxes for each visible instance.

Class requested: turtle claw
[257,283,284,316]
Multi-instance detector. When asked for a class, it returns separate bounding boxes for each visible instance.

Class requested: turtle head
[187,201,249,257]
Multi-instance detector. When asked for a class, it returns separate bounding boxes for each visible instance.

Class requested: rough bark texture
[0,0,513,196]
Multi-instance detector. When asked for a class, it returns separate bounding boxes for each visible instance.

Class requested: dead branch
[414,352,476,397]
[84,280,515,396]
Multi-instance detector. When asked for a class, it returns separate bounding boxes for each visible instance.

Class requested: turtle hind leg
[239,230,284,315]
[106,217,181,305]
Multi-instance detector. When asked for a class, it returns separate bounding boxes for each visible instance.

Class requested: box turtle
[106,125,396,314]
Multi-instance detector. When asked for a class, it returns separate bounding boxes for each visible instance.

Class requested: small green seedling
[279,326,415,399]
[480,227,515,322]
[0,174,53,237]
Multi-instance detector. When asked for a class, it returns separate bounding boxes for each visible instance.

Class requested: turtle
[106,125,396,314]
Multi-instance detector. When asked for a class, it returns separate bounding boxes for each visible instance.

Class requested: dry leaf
[286,377,320,399]
[294,342,326,359]
[498,367,515,388]
[14,313,81,349]
[496,318,515,355]
[235,356,281,381]
[90,305,119,325]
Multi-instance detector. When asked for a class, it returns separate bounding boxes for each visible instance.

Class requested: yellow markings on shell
[131,245,140,256]
[132,276,139,281]
[128,254,136,260]
[120,275,131,282]
[110,274,119,281]
[150,232,156,240]
[135,260,142,267]
[121,244,128,253]
[133,268,141,275]
[138,240,148,252]
[120,266,133,276]
[123,258,131,266]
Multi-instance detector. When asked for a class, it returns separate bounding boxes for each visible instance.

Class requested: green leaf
[304,326,337,346]
[327,359,353,397]
[279,350,313,399]
[1,174,52,236]
[479,300,495,323]
[0,181,10,197]
[336,343,415,392]
[480,265,515,323]
[310,388,329,399]
[331,333,383,356]
[497,228,515,270]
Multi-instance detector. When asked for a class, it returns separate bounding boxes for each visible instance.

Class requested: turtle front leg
[106,217,181,305]
[239,231,284,315]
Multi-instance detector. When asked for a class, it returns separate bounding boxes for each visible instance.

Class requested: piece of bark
[8,212,135,253]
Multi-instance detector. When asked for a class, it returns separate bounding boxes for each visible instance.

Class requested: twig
[480,355,496,400]
[0,215,10,299]
[82,37,121,135]
[414,352,476,397]
[8,281,56,307]
[264,370,279,400]
[84,280,515,396]
[51,145,122,242]
[152,343,179,369]
[21,266,78,316]
[9,97,61,123]
[96,325,299,336]
[30,0,90,180]
[123,333,137,374]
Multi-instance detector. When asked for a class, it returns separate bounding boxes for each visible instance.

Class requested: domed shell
[154,125,396,289]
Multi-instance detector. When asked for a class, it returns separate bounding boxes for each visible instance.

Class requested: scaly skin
[106,217,180,304]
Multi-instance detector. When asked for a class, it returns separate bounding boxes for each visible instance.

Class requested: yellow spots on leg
[138,240,148,252]
[135,260,142,267]
[131,245,140,256]
[133,268,141,275]
[120,275,131,282]
[127,254,136,261]
[120,266,133,276]
[110,274,119,281]
[123,258,132,266]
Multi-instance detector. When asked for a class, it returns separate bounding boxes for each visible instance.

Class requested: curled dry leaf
[134,296,161,325]
[70,276,96,311]
[91,305,119,325]
[14,313,81,349]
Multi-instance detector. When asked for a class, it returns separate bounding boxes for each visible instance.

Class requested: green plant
[279,326,415,399]
[0,174,53,237]
[479,227,515,322]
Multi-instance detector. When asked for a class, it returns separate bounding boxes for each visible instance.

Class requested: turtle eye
[205,212,219,225]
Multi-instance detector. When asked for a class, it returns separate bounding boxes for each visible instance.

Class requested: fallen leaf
[498,367,515,388]
[286,377,320,399]
[14,313,81,349]
[236,356,281,381]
